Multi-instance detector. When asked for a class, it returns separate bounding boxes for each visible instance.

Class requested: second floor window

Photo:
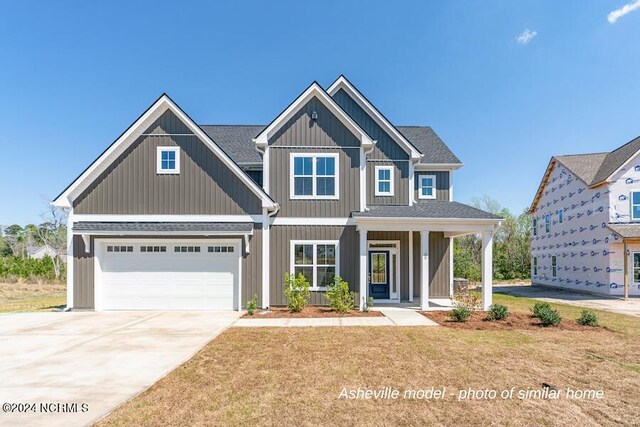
[157,147,180,174]
[632,191,640,221]
[532,218,538,236]
[375,166,394,196]
[558,210,564,223]
[545,214,551,233]
[290,153,338,199]
[418,174,436,199]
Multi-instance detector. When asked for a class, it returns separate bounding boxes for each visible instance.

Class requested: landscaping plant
[246,294,258,315]
[487,304,509,321]
[325,276,354,312]
[283,273,311,313]
[363,296,374,312]
[450,306,471,322]
[531,301,552,318]
[536,306,562,327]
[577,309,598,327]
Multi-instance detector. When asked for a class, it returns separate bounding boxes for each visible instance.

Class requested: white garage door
[96,239,240,311]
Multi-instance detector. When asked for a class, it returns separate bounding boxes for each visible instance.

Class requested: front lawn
[97,294,640,426]
[0,281,66,313]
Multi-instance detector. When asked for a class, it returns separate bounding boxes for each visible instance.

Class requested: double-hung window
[291,241,339,290]
[156,147,180,174]
[558,210,564,224]
[418,174,436,199]
[551,255,557,277]
[375,166,394,196]
[290,153,338,199]
[533,257,538,276]
[632,191,640,221]
[545,214,551,233]
[532,218,538,236]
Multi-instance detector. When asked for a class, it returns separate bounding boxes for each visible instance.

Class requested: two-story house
[530,135,640,298]
[53,76,501,311]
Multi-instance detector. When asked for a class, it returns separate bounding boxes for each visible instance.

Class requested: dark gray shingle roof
[199,125,460,166]
[607,223,640,238]
[396,126,461,165]
[591,136,640,184]
[351,202,501,220]
[200,125,265,165]
[73,222,253,233]
[554,153,608,184]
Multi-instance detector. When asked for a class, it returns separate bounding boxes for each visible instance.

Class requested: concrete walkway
[0,311,240,427]
[495,285,640,318]
[233,307,438,327]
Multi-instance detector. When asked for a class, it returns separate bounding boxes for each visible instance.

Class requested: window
[532,218,538,236]
[156,147,180,174]
[558,210,564,224]
[290,153,338,199]
[375,166,394,196]
[533,257,538,276]
[418,174,436,199]
[140,246,166,253]
[551,255,557,277]
[634,253,640,282]
[174,246,201,253]
[208,245,235,253]
[632,192,640,221]
[291,241,338,290]
[107,246,133,253]
[545,214,551,233]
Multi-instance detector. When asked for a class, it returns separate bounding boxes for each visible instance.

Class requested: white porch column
[420,230,430,310]
[359,229,368,310]
[261,211,270,309]
[66,209,74,310]
[408,231,414,302]
[481,231,494,310]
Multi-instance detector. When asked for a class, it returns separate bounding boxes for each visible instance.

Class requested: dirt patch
[243,306,382,318]
[422,311,608,331]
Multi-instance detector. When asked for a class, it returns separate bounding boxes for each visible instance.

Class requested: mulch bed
[421,311,607,331]
[243,306,383,318]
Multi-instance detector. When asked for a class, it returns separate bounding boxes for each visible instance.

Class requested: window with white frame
[545,214,551,233]
[551,255,557,277]
[418,174,436,199]
[290,153,338,199]
[157,147,180,174]
[375,165,394,196]
[632,191,640,221]
[532,218,538,236]
[291,241,338,290]
[533,257,538,276]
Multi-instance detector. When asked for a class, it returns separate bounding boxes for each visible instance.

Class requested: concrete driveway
[495,284,640,317]
[0,311,240,427]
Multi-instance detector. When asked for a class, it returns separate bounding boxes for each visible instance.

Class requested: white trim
[243,234,250,254]
[359,229,367,310]
[74,230,252,236]
[94,237,242,311]
[66,210,74,310]
[414,163,463,171]
[408,231,414,302]
[417,174,437,200]
[367,240,401,301]
[81,234,91,252]
[261,211,270,308]
[374,165,394,196]
[253,82,375,148]
[631,191,640,221]
[354,218,500,233]
[420,230,430,310]
[449,236,454,297]
[359,147,366,211]
[481,231,493,310]
[409,161,415,206]
[72,214,262,223]
[327,76,422,160]
[289,152,339,200]
[271,217,354,226]
[449,171,453,201]
[53,94,277,210]
[601,146,640,185]
[156,146,180,174]
[262,145,270,194]
[289,239,340,291]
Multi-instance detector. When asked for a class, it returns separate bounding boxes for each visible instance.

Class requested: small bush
[283,273,311,313]
[531,301,552,318]
[325,276,355,313]
[577,310,598,327]
[487,304,509,321]
[536,306,562,326]
[453,290,482,310]
[362,296,374,312]
[450,307,471,322]
[246,294,258,315]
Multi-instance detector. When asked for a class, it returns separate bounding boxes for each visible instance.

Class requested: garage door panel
[98,240,240,311]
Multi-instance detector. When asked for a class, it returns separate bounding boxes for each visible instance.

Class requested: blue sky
[1,1,639,225]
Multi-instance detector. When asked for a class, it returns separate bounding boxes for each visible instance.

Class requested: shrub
[283,273,310,313]
[453,289,482,310]
[325,276,354,313]
[531,301,552,318]
[362,296,374,313]
[577,310,598,327]
[536,306,562,326]
[450,307,471,322]
[487,304,509,321]
[246,294,258,315]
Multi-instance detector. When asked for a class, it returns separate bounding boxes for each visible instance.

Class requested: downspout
[362,141,376,212]
[624,239,629,300]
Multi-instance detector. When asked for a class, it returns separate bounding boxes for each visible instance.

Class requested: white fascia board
[73,230,253,236]
[271,217,355,226]
[72,214,262,223]
[414,163,463,171]
[53,94,278,211]
[353,216,501,232]
[327,76,422,160]
[253,82,374,148]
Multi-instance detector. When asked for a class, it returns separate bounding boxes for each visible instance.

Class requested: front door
[369,251,390,299]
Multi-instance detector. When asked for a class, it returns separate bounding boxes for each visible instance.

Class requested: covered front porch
[352,203,501,311]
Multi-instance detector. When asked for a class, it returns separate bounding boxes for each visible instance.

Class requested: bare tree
[37,205,68,280]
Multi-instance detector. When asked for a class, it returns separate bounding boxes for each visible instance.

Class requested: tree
[3,224,26,257]
[36,206,68,279]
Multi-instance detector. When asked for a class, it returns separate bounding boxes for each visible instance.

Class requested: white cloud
[608,0,640,23]
[516,29,538,45]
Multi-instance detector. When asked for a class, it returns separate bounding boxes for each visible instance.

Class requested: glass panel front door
[369,251,390,299]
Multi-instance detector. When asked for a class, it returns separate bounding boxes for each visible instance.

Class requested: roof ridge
[555,152,608,158]
[604,134,640,156]
[199,124,266,127]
